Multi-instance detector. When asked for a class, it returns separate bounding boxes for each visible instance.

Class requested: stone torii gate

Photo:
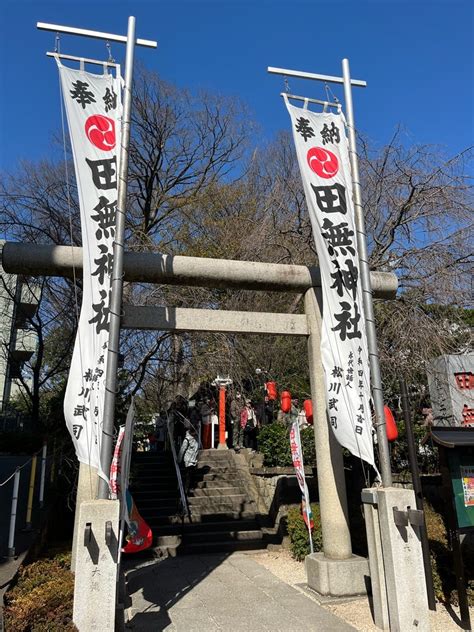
[2,240,397,596]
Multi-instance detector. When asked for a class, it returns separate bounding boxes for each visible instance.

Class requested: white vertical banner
[58,59,122,473]
[285,99,375,468]
[110,426,125,500]
[290,421,314,552]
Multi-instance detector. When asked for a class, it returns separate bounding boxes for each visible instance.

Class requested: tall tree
[0,68,254,415]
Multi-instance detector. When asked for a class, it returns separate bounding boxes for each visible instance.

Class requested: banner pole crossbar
[37,21,157,48]
[268,66,366,88]
[281,93,341,110]
[46,52,120,69]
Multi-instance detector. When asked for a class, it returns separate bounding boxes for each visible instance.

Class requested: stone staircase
[129,451,181,527]
[181,449,263,553]
[130,449,267,555]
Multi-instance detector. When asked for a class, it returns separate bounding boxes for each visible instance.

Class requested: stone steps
[191,486,241,497]
[145,509,257,528]
[134,468,174,475]
[200,472,246,483]
[144,515,183,528]
[195,465,238,473]
[185,529,263,543]
[130,448,267,555]
[153,518,260,536]
[133,454,173,461]
[130,476,178,489]
[153,528,265,557]
[187,494,246,507]
[179,540,265,554]
[195,479,236,489]
[133,490,180,507]
[134,462,174,470]
[188,494,249,514]
[198,449,234,459]
[189,509,257,522]
[131,492,178,502]
[140,504,180,518]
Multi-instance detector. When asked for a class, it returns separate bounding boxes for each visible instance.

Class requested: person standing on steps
[200,398,212,449]
[189,404,202,448]
[230,392,243,450]
[155,411,167,452]
[178,424,199,494]
[241,399,258,452]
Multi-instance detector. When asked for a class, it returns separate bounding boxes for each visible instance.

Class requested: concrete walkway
[125,552,356,631]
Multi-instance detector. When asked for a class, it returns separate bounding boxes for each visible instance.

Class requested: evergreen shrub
[287,503,322,561]
[257,423,316,467]
[4,552,76,631]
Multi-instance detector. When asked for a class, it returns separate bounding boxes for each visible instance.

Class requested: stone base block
[305,552,369,597]
[73,499,120,632]
[376,487,430,632]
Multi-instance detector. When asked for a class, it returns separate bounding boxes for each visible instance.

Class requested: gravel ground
[249,550,473,632]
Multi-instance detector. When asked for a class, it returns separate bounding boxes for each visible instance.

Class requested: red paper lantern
[280,390,292,414]
[265,381,278,401]
[384,405,398,442]
[303,399,313,425]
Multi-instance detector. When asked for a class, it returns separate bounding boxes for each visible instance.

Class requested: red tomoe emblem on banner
[307,147,339,179]
[85,115,116,151]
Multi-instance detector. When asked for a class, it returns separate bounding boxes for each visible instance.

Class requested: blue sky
[0,0,473,171]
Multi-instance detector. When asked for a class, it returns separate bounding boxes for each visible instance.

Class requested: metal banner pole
[39,442,47,508]
[341,58,393,487]
[97,16,136,499]
[37,21,157,48]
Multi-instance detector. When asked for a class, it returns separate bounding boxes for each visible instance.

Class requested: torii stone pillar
[304,288,369,595]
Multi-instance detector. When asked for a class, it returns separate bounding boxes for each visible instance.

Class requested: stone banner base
[305,552,369,597]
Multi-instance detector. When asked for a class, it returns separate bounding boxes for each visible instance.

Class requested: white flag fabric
[285,99,375,468]
[58,59,122,473]
[290,421,314,550]
[290,421,312,508]
[110,426,125,500]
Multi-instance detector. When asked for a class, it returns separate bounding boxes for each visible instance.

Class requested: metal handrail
[166,416,191,520]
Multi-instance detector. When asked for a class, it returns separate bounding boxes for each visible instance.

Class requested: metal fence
[0,443,55,558]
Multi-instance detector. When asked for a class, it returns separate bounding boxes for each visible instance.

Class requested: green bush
[4,552,76,631]
[287,503,322,561]
[300,427,316,467]
[258,423,291,466]
[258,423,316,467]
